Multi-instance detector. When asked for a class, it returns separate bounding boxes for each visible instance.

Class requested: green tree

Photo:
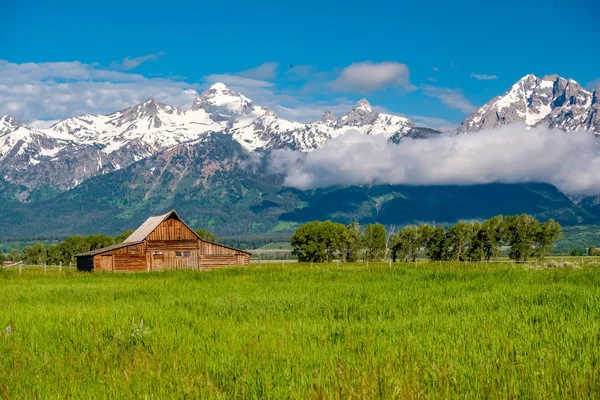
[364,223,387,261]
[291,221,346,262]
[22,242,47,265]
[195,229,218,242]
[444,221,475,261]
[467,222,484,261]
[46,244,62,265]
[8,249,20,262]
[341,222,363,262]
[505,214,539,261]
[533,219,562,259]
[0,251,5,264]
[422,226,446,261]
[114,230,135,244]
[480,215,506,261]
[391,226,422,262]
[58,236,90,264]
[86,234,114,251]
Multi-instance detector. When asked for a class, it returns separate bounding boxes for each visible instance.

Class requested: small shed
[75,210,251,272]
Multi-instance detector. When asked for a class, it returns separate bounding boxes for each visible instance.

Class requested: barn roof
[77,209,252,257]
[123,210,178,243]
[75,240,144,257]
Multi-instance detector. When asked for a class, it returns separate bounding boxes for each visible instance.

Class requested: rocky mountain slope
[0,83,424,201]
[458,74,599,133]
[0,133,595,239]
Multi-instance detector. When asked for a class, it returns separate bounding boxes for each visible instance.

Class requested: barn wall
[147,240,198,251]
[87,243,147,272]
[147,217,197,241]
[201,242,242,256]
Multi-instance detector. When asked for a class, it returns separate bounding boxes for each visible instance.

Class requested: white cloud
[270,125,600,195]
[330,61,414,93]
[28,119,61,129]
[432,67,440,72]
[0,60,199,123]
[426,77,437,82]
[421,84,477,114]
[470,73,498,80]
[110,53,165,71]
[237,62,279,80]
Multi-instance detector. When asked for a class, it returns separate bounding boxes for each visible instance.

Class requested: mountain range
[1,74,599,239]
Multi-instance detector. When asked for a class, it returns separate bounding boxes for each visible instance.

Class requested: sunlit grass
[1,263,599,398]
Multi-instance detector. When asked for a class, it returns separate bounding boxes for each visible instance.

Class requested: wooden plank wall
[90,243,147,271]
[112,255,147,272]
[147,240,198,251]
[147,218,197,241]
[151,250,200,270]
[200,242,242,256]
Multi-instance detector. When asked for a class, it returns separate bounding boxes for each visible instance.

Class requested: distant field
[1,263,600,398]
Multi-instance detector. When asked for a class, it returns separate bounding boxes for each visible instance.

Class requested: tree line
[290,214,563,263]
[0,229,217,265]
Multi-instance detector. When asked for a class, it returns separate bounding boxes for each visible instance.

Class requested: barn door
[99,255,113,272]
[152,253,165,271]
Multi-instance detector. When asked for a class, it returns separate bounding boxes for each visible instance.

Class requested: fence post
[336,260,339,268]
[59,262,62,274]
[366,260,369,269]
[44,263,47,274]
[69,262,72,273]
[19,262,22,276]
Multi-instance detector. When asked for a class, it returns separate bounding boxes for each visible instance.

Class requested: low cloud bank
[270,125,600,195]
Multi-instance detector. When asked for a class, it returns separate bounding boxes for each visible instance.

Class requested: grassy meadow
[1,263,600,399]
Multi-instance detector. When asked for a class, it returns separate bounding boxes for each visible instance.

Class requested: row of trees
[0,229,217,265]
[290,215,563,263]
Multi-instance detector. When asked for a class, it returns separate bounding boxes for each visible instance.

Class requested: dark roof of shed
[75,240,144,257]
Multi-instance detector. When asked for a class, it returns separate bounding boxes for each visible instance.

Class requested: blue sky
[1,0,598,129]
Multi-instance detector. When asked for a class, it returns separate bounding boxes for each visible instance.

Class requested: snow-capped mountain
[458,74,599,133]
[0,83,423,200]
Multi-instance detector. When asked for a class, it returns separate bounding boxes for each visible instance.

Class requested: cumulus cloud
[421,84,477,114]
[237,62,279,80]
[470,73,498,80]
[0,59,199,122]
[110,52,165,71]
[330,61,414,93]
[270,125,600,195]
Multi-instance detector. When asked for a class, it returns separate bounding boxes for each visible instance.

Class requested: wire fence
[2,261,76,275]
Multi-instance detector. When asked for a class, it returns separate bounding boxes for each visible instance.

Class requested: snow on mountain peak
[319,111,338,127]
[208,82,229,91]
[458,73,598,134]
[190,82,254,118]
[355,98,373,111]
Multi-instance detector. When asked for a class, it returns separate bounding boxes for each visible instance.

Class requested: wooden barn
[75,210,251,272]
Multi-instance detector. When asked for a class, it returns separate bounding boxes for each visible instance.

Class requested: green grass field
[1,263,600,399]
